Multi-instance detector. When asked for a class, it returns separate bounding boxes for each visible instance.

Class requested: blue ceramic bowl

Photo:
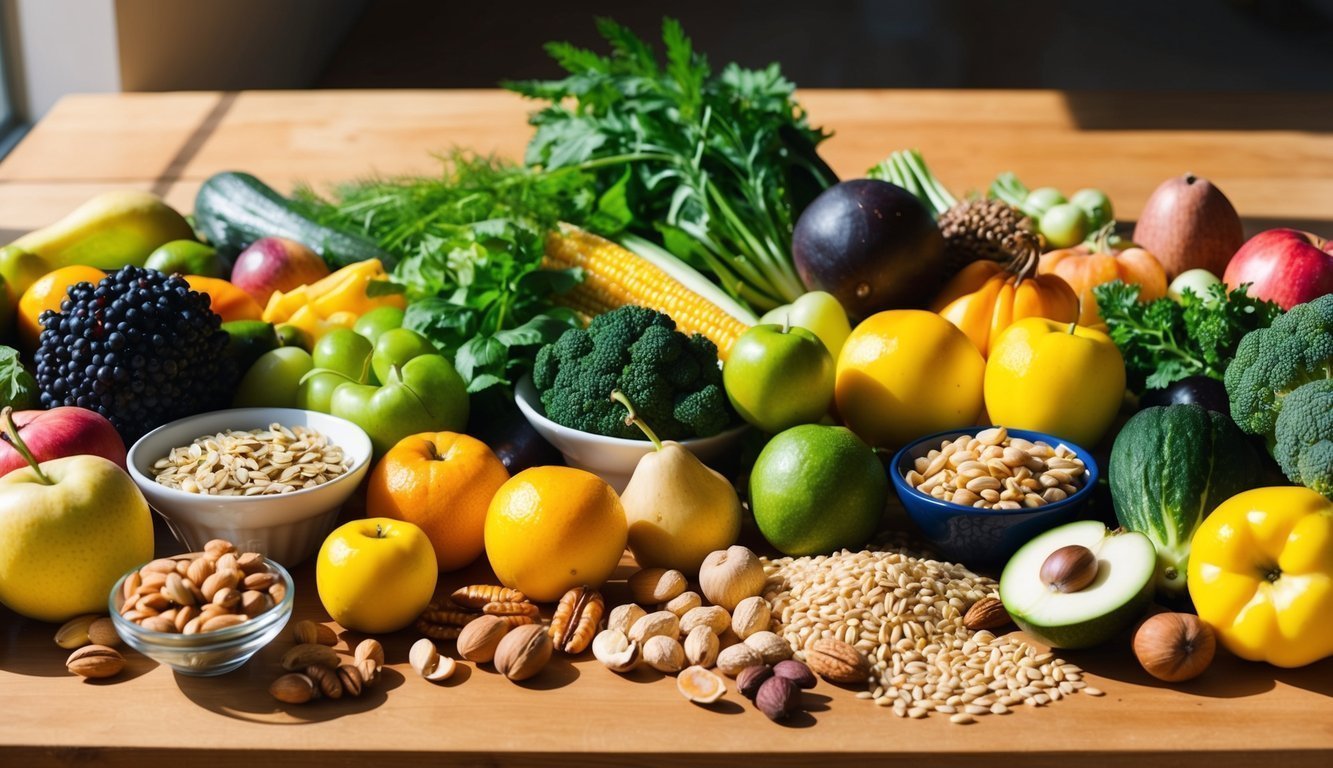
[889,427,1099,570]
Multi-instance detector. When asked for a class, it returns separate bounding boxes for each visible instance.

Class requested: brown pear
[1132,174,1244,280]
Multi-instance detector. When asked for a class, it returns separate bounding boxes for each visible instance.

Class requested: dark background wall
[317,0,1333,90]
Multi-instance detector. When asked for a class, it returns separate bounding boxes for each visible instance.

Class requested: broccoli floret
[1273,379,1333,499]
[1224,294,1333,438]
[533,305,735,440]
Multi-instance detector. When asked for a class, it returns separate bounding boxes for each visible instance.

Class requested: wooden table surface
[1,90,1331,767]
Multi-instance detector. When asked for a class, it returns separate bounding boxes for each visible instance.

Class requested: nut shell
[627,610,680,644]
[86,617,121,648]
[591,629,639,673]
[457,615,510,663]
[494,624,552,681]
[731,596,772,640]
[54,615,97,650]
[683,625,719,668]
[805,638,870,685]
[680,605,730,636]
[743,630,794,664]
[1133,612,1216,682]
[663,591,702,617]
[354,638,385,667]
[716,643,763,677]
[606,603,647,636]
[642,635,686,674]
[66,644,124,679]
[676,665,726,704]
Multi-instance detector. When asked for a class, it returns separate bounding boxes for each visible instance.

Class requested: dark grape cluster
[34,266,234,442]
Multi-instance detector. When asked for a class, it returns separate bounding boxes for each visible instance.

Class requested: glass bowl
[108,554,294,676]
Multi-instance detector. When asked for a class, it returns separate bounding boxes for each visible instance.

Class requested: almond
[963,596,1011,631]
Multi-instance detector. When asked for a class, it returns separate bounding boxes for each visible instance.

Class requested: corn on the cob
[543,225,754,359]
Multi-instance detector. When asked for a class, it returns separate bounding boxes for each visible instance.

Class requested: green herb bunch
[506,17,836,312]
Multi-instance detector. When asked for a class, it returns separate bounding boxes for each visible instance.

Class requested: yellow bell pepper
[261,259,404,340]
[1188,486,1333,668]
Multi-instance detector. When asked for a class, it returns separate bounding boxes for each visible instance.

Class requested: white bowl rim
[126,407,373,504]
[513,375,748,447]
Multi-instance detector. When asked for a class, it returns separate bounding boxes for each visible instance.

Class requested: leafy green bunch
[506,17,836,311]
[1093,280,1283,391]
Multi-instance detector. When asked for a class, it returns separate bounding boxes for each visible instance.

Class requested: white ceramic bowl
[126,408,372,566]
[514,376,748,492]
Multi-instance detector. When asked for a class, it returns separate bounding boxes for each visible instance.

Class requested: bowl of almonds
[889,426,1099,568]
[126,408,373,566]
[108,539,295,676]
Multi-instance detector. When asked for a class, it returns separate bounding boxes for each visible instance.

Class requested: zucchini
[194,172,395,270]
[1109,404,1263,599]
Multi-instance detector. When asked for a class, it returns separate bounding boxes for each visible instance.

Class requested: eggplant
[467,391,564,474]
[792,179,946,320]
[1138,376,1229,414]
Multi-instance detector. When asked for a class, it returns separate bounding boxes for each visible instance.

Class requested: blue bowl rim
[108,554,295,649]
[889,426,1100,518]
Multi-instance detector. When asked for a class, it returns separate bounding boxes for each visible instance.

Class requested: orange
[367,432,509,572]
[484,466,627,601]
[184,275,263,323]
[834,310,985,449]
[17,265,106,350]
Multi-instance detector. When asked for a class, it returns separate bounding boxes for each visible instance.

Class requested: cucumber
[194,171,395,270]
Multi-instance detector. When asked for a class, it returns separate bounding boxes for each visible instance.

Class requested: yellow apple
[316,517,438,634]
[984,318,1126,447]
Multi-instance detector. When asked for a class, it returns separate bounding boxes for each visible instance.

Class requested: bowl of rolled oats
[126,408,373,565]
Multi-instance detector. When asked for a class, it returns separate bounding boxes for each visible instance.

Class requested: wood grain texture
[1,90,1332,766]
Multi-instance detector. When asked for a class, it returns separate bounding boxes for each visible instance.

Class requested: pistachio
[591,629,639,673]
[627,610,680,644]
[683,625,719,668]
[642,635,686,674]
[730,596,772,640]
[716,643,763,677]
[743,630,794,664]
[66,644,125,679]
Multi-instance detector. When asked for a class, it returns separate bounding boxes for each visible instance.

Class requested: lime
[749,424,887,556]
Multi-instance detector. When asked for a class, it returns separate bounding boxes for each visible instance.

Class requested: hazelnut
[735,664,774,699]
[1133,612,1215,682]
[1040,544,1098,593]
[698,546,766,611]
[755,675,801,721]
[494,624,552,682]
[772,659,816,689]
[457,615,510,663]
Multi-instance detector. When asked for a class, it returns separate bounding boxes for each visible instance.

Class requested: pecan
[483,600,540,618]
[450,584,526,609]
[548,586,604,654]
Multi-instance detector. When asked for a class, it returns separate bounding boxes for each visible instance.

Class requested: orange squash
[931,249,1080,357]
[184,275,264,323]
[1038,232,1168,326]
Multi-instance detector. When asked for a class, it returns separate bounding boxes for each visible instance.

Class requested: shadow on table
[174,665,407,724]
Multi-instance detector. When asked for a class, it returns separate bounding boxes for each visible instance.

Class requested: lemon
[484,466,627,601]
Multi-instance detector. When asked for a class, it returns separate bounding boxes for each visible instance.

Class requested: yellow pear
[613,392,742,573]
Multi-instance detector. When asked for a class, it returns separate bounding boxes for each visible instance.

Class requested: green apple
[724,324,834,434]
[371,327,435,384]
[0,407,154,622]
[330,353,469,455]
[144,240,227,278]
[275,323,313,351]
[297,370,355,413]
[759,291,851,358]
[1000,520,1156,649]
[353,306,405,344]
[233,347,313,408]
[0,245,50,301]
[313,328,374,383]
[1069,188,1114,230]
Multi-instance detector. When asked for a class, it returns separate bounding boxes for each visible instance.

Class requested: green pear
[330,354,468,455]
[0,407,154,622]
[613,391,742,573]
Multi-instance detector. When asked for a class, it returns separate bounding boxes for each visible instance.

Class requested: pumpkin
[1039,230,1168,326]
[931,247,1080,357]
[183,275,264,323]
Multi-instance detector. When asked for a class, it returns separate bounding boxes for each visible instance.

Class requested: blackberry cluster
[34,266,234,442]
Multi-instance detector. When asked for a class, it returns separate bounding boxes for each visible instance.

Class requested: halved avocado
[1000,520,1156,649]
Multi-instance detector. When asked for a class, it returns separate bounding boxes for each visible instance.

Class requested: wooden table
[1,90,1331,767]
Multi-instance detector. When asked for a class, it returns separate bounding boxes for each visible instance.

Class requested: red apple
[229,237,330,306]
[0,407,126,478]
[1223,229,1333,310]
